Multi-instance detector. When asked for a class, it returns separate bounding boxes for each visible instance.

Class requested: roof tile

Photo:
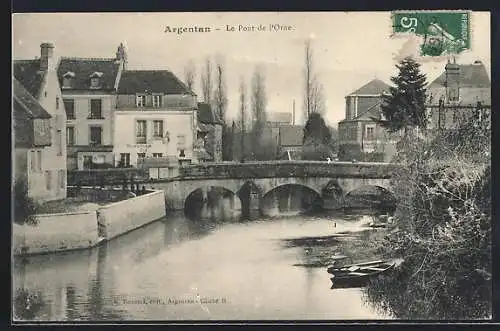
[57,57,121,91]
[429,62,491,89]
[348,79,390,96]
[118,70,192,95]
[13,60,46,97]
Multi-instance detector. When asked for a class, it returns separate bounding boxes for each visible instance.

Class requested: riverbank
[13,190,166,256]
[283,215,387,268]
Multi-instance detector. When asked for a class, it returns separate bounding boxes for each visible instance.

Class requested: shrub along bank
[364,119,491,319]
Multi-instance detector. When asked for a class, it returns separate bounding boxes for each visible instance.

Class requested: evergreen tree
[303,112,331,145]
[379,56,428,133]
[302,112,332,160]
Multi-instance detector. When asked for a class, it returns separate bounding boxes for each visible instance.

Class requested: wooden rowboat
[328,260,395,288]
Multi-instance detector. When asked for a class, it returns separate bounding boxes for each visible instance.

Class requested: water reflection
[13,209,393,321]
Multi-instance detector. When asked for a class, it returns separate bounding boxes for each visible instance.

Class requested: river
[12,210,394,321]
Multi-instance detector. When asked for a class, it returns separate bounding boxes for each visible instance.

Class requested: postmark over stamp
[391,11,471,57]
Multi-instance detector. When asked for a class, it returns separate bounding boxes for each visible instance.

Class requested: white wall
[12,211,99,255]
[64,94,115,146]
[32,54,67,201]
[113,111,195,166]
[97,190,166,240]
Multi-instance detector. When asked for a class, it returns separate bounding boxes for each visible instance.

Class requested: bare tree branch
[303,39,325,122]
[213,55,228,123]
[184,59,196,93]
[201,57,213,104]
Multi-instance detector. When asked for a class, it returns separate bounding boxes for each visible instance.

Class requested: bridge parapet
[178,161,398,180]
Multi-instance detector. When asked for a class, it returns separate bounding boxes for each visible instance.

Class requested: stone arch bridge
[150,161,397,212]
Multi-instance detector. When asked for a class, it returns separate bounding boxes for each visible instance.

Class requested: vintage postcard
[12,11,491,322]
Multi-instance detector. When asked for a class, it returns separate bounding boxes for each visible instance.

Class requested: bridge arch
[343,185,396,210]
[260,183,323,216]
[183,185,242,220]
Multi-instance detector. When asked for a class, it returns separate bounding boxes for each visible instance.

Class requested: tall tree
[250,66,268,159]
[183,59,196,93]
[379,56,428,133]
[200,57,213,104]
[213,55,228,123]
[238,77,247,162]
[303,39,326,121]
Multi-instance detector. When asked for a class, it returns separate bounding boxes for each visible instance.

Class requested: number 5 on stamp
[391,11,471,57]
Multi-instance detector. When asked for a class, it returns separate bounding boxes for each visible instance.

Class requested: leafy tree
[378,56,428,133]
[13,176,39,226]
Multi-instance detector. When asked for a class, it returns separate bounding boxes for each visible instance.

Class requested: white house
[113,69,197,178]
[13,42,67,201]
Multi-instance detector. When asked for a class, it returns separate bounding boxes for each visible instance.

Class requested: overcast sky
[12,12,490,126]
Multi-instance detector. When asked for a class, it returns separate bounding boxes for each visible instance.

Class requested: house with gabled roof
[338,78,393,160]
[114,67,198,177]
[56,43,126,170]
[426,59,491,130]
[13,43,67,201]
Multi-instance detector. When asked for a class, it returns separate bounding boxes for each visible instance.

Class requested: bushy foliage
[13,176,39,226]
[365,119,491,319]
[301,137,332,160]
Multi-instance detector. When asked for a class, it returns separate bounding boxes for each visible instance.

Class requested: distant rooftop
[429,61,491,89]
[348,79,390,96]
[279,125,304,147]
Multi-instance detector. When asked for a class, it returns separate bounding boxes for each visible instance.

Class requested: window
[153,120,164,138]
[137,153,146,159]
[56,96,60,110]
[83,156,93,169]
[153,153,163,158]
[30,151,36,172]
[177,135,186,147]
[58,170,65,189]
[89,99,102,119]
[31,150,42,172]
[120,153,130,167]
[56,130,63,156]
[64,99,75,119]
[67,126,75,146]
[37,151,42,172]
[90,77,100,88]
[62,77,73,88]
[152,94,162,108]
[136,94,146,108]
[45,170,52,190]
[136,120,147,144]
[365,126,375,141]
[62,72,75,88]
[179,149,186,157]
[89,126,102,145]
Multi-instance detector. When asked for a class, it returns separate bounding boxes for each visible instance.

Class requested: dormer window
[89,72,103,89]
[136,94,146,108]
[152,94,162,108]
[62,71,75,89]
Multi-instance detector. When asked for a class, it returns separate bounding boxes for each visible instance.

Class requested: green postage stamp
[391,10,471,57]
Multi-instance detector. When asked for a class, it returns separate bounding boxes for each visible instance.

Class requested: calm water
[12,211,394,321]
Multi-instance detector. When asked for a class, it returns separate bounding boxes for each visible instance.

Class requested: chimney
[445,58,460,103]
[40,42,54,71]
